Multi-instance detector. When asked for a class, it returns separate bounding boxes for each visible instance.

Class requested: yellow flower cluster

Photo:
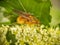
[0,24,60,45]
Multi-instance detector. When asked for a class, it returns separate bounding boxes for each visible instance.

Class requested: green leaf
[0,0,51,26]
[18,0,51,25]
[6,30,17,45]
[0,1,13,12]
[50,7,60,26]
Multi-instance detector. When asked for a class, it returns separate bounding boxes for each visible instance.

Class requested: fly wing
[13,9,40,24]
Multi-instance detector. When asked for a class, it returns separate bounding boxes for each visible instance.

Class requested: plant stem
[18,0,27,12]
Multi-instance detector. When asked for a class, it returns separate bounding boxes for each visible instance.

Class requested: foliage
[6,30,17,45]
[50,7,60,26]
[0,0,51,26]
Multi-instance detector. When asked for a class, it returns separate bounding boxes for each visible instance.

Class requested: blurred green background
[0,0,60,26]
[50,0,60,26]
